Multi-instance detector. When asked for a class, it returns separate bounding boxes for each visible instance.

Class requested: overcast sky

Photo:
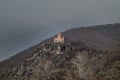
[0,0,120,61]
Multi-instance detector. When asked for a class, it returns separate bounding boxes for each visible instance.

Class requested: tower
[54,32,64,43]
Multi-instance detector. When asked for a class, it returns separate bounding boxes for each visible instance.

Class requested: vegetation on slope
[0,23,120,80]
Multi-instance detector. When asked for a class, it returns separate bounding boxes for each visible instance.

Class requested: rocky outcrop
[0,41,119,80]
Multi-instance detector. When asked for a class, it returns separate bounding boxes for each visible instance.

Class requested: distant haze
[0,0,120,61]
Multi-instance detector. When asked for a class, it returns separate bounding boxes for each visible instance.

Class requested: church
[53,32,64,43]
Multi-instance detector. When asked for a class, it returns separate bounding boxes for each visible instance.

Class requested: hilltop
[0,23,120,80]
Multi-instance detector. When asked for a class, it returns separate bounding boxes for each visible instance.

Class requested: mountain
[0,23,120,80]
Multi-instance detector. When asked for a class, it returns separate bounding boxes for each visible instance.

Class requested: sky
[0,0,120,61]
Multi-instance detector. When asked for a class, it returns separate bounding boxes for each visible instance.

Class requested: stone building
[54,32,64,43]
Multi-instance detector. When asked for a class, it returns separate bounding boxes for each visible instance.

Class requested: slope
[0,23,120,80]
